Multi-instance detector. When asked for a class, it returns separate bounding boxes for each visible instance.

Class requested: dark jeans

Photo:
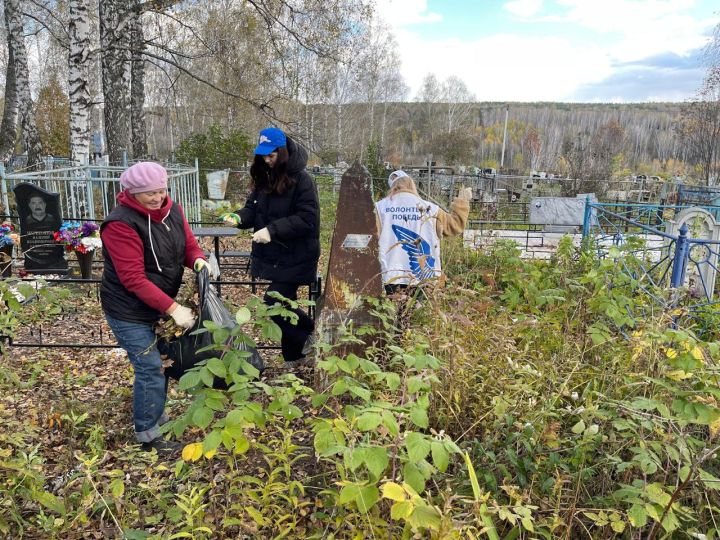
[264,282,314,362]
[105,314,170,442]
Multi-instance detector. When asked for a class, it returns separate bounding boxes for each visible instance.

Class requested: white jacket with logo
[375,192,443,286]
[375,189,470,286]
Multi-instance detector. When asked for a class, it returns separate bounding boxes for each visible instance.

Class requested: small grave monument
[14,183,68,274]
[530,196,588,233]
[202,170,232,212]
[666,207,720,300]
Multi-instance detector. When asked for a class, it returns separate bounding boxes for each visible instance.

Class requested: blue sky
[375,0,719,102]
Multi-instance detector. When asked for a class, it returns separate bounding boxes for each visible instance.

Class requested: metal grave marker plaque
[341,234,372,250]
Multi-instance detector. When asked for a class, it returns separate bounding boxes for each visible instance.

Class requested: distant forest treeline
[151,101,687,179]
[4,0,716,188]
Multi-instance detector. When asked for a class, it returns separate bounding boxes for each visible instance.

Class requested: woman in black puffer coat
[223,127,320,362]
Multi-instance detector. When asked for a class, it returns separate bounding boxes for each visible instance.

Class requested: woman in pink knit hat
[100,161,210,455]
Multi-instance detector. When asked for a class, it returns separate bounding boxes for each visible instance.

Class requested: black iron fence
[2,274,321,350]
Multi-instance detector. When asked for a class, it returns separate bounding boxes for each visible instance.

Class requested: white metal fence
[0,162,201,223]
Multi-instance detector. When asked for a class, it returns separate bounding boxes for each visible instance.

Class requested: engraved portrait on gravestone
[14,183,68,273]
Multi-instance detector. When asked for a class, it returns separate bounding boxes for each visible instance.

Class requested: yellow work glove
[193,258,210,273]
[220,212,241,226]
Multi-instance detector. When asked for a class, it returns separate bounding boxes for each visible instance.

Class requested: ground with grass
[2,183,720,538]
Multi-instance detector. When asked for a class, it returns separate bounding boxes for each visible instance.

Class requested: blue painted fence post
[670,223,689,288]
[581,195,592,245]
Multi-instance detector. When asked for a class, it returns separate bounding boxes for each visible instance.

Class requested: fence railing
[0,161,201,223]
[582,201,720,309]
[2,271,321,350]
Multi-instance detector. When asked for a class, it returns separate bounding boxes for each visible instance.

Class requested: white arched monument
[666,207,720,300]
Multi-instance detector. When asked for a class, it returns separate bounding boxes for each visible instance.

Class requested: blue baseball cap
[254,127,287,155]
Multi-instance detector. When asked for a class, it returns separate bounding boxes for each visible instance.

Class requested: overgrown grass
[3,225,720,537]
[423,237,720,537]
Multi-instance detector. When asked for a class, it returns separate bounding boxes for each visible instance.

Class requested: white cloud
[394,31,613,101]
[503,0,544,18]
[373,0,443,27]
[374,0,718,101]
[543,0,713,62]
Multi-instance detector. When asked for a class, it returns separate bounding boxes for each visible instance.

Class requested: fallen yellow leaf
[665,370,693,381]
[182,442,203,462]
[710,418,720,440]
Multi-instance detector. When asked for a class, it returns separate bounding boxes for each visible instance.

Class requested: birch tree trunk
[68,0,91,165]
[130,3,147,158]
[5,0,43,168]
[100,0,132,164]
[0,44,18,163]
[336,103,343,161]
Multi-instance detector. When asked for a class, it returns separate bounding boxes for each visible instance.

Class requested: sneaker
[141,437,182,456]
[284,356,312,369]
[301,334,316,357]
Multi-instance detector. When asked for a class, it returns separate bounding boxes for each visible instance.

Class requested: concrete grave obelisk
[314,162,383,386]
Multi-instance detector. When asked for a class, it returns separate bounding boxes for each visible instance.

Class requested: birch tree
[680,79,720,185]
[680,20,720,185]
[93,0,373,160]
[100,0,132,163]
[130,0,147,158]
[5,0,43,167]
[377,57,407,149]
[68,0,91,164]
[416,73,442,155]
[443,76,474,134]
[355,21,398,144]
[311,46,359,163]
[0,45,18,163]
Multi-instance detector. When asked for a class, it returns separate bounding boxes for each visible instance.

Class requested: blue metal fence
[582,200,720,313]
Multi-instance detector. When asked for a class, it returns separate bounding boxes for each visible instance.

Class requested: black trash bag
[163,268,264,383]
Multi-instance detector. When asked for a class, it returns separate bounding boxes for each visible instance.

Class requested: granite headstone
[14,183,68,274]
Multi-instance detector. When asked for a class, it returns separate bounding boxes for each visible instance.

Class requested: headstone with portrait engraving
[13,183,68,274]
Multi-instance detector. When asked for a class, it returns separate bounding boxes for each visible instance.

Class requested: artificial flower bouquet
[53,221,102,254]
[0,222,19,247]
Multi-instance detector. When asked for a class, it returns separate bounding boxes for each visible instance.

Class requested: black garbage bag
[163,269,264,383]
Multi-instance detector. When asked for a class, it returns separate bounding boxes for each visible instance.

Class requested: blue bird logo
[391,224,436,280]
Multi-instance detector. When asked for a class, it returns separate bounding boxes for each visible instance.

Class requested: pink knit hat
[120,162,168,194]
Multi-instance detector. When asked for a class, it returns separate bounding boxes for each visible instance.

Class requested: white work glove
[169,304,196,330]
[252,227,271,244]
[220,212,241,226]
[458,187,473,201]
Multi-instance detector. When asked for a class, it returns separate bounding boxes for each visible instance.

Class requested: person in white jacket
[375,170,472,295]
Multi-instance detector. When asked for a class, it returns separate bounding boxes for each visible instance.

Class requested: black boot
[141,437,182,456]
